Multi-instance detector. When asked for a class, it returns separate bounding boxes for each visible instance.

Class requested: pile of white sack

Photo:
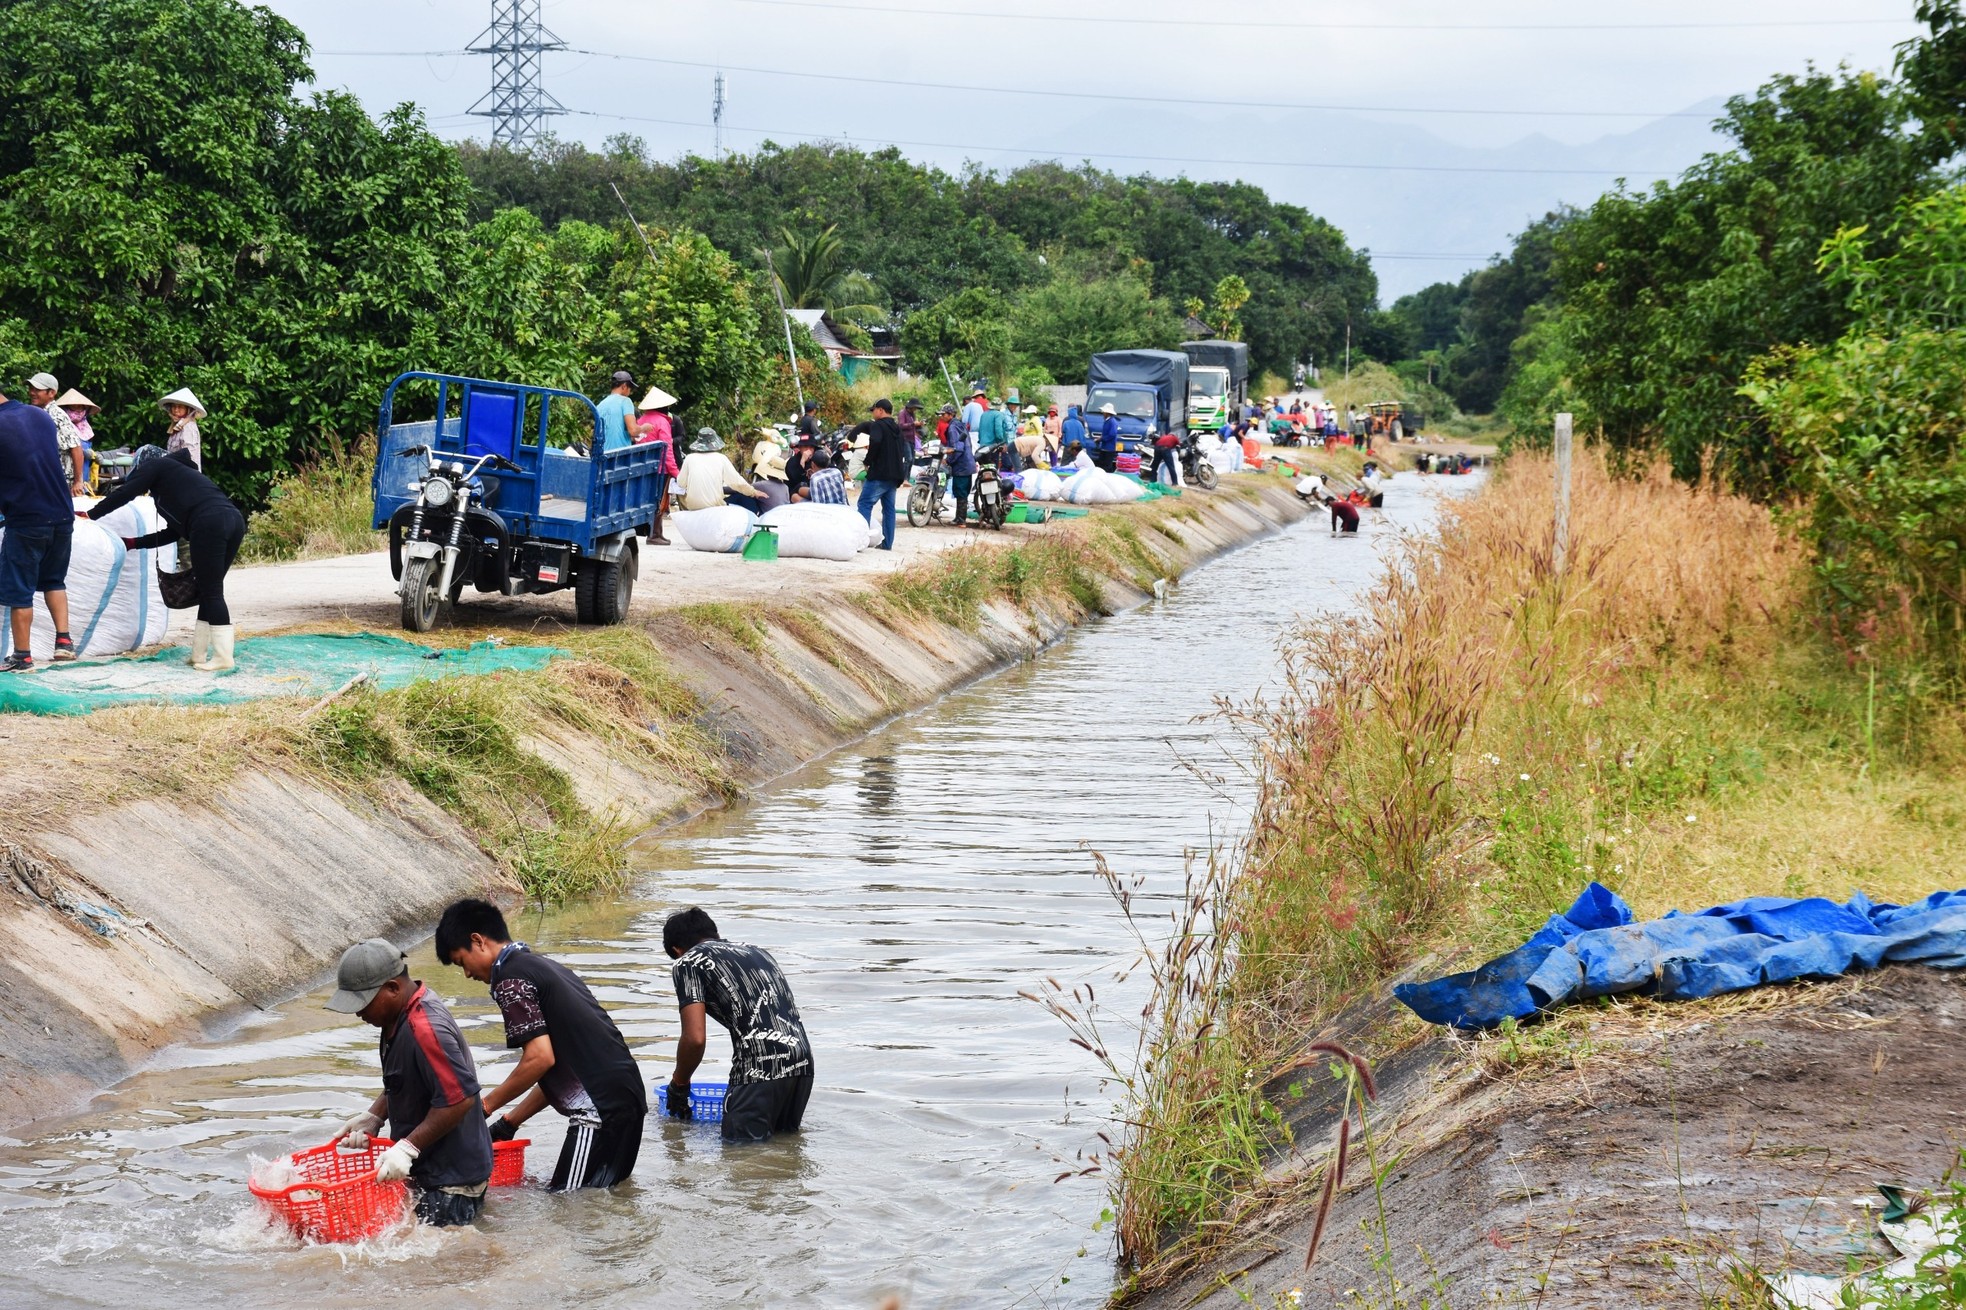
[670,502,881,560]
[1059,469,1146,505]
[0,498,175,660]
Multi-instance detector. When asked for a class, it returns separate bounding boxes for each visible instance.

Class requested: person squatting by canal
[87,445,247,671]
[326,939,494,1227]
[435,898,649,1191]
[664,908,815,1143]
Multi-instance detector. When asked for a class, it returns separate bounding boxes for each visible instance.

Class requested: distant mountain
[1014,99,1729,301]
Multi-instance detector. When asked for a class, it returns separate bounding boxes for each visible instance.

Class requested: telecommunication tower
[713,71,727,158]
[467,0,567,148]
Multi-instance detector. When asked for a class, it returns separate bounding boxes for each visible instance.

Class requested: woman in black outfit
[87,446,246,670]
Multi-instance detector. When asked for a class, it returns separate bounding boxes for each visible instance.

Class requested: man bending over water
[663,908,815,1143]
[437,898,649,1190]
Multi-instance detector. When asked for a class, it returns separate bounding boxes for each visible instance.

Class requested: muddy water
[0,474,1481,1309]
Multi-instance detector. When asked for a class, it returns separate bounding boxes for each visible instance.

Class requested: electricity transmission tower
[467,0,567,148]
[712,71,727,158]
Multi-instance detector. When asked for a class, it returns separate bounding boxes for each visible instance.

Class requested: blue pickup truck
[370,372,668,631]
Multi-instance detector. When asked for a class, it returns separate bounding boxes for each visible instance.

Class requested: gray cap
[325,938,407,1013]
[27,372,56,392]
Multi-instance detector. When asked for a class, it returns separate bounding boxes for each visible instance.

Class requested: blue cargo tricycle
[371,372,667,631]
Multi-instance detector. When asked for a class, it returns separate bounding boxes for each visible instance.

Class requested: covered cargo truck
[1085,349,1190,453]
[1180,340,1250,432]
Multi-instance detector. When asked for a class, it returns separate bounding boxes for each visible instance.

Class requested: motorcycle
[973,448,1008,530]
[1177,430,1219,490]
[907,441,950,527]
[392,443,524,632]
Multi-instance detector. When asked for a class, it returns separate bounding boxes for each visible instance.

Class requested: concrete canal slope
[0,477,1317,1131]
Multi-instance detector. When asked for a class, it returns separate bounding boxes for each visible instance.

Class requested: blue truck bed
[370,372,664,553]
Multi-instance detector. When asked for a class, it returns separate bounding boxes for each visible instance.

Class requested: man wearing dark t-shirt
[0,394,77,671]
[437,899,647,1190]
[663,907,814,1143]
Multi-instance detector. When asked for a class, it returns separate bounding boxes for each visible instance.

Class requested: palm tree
[763,225,885,326]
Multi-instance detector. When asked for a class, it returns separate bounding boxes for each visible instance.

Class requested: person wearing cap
[88,446,247,671]
[595,371,638,453]
[326,938,494,1227]
[0,388,76,672]
[801,443,847,505]
[676,428,763,512]
[1095,403,1121,472]
[1043,405,1063,462]
[435,899,648,1191]
[26,374,86,497]
[897,399,923,455]
[158,388,204,468]
[794,400,822,442]
[848,398,908,549]
[941,405,976,526]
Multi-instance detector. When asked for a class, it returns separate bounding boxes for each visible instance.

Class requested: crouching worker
[663,908,814,1143]
[435,898,648,1190]
[326,938,493,1226]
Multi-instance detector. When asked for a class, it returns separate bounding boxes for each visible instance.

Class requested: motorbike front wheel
[400,556,444,633]
[1192,457,1219,490]
[907,480,934,527]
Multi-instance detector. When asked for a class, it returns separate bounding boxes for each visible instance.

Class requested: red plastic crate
[490,1137,530,1187]
[248,1140,407,1243]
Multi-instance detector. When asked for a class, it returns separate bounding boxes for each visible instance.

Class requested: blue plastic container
[654,1081,729,1122]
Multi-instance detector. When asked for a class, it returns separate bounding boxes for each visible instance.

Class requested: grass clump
[289,627,733,901]
[678,601,770,655]
[873,537,1106,630]
[240,437,380,563]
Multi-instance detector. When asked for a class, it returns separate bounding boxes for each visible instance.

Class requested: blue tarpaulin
[1395,882,1966,1029]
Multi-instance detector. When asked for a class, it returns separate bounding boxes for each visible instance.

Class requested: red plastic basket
[247,1140,408,1244]
[490,1138,530,1187]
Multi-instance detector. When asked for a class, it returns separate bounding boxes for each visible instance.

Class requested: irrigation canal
[0,472,1483,1309]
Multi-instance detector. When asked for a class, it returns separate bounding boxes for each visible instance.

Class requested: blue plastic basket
[655,1081,729,1122]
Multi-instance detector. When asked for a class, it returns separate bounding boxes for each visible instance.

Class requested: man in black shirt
[664,907,814,1143]
[850,398,909,551]
[437,899,648,1190]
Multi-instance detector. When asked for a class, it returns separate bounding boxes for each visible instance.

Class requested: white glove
[374,1139,420,1184]
[336,1110,384,1150]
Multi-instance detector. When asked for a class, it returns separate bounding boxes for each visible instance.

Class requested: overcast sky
[264,0,1925,294]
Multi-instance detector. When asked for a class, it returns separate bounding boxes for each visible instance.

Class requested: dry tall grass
[1231,452,1800,1014]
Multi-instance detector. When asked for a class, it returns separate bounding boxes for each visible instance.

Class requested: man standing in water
[327,939,493,1226]
[663,908,814,1143]
[436,899,649,1190]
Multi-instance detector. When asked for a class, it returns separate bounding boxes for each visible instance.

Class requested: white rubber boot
[187,621,210,667]
[193,625,234,672]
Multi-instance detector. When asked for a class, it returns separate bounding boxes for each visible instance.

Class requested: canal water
[0,473,1481,1309]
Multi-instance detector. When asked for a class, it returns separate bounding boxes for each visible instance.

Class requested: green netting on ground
[0,632,567,717]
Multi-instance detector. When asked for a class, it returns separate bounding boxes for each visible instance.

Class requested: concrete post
[1553,412,1574,578]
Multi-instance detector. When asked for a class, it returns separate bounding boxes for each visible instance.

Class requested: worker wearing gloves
[326,938,494,1227]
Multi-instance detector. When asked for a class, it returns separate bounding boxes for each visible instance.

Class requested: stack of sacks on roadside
[0,497,174,659]
[669,503,877,560]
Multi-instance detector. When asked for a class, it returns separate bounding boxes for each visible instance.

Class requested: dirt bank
[1130,965,1966,1308]
[0,478,1319,1132]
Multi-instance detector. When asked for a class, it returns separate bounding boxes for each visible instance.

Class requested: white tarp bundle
[1020,470,1069,502]
[0,497,175,659]
[1061,470,1146,505]
[759,503,870,561]
[671,506,758,553]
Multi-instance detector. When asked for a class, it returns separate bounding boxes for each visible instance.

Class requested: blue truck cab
[371,372,668,627]
[1085,349,1191,454]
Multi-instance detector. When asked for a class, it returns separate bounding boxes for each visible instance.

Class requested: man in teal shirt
[595,371,639,453]
[976,396,1017,473]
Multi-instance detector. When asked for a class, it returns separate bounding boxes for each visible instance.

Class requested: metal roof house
[785,309,898,384]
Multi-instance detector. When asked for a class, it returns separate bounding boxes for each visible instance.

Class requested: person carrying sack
[87,446,246,671]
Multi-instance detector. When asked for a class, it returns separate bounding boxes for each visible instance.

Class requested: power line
[319,46,1720,119]
[560,106,1675,177]
[713,0,1917,33]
